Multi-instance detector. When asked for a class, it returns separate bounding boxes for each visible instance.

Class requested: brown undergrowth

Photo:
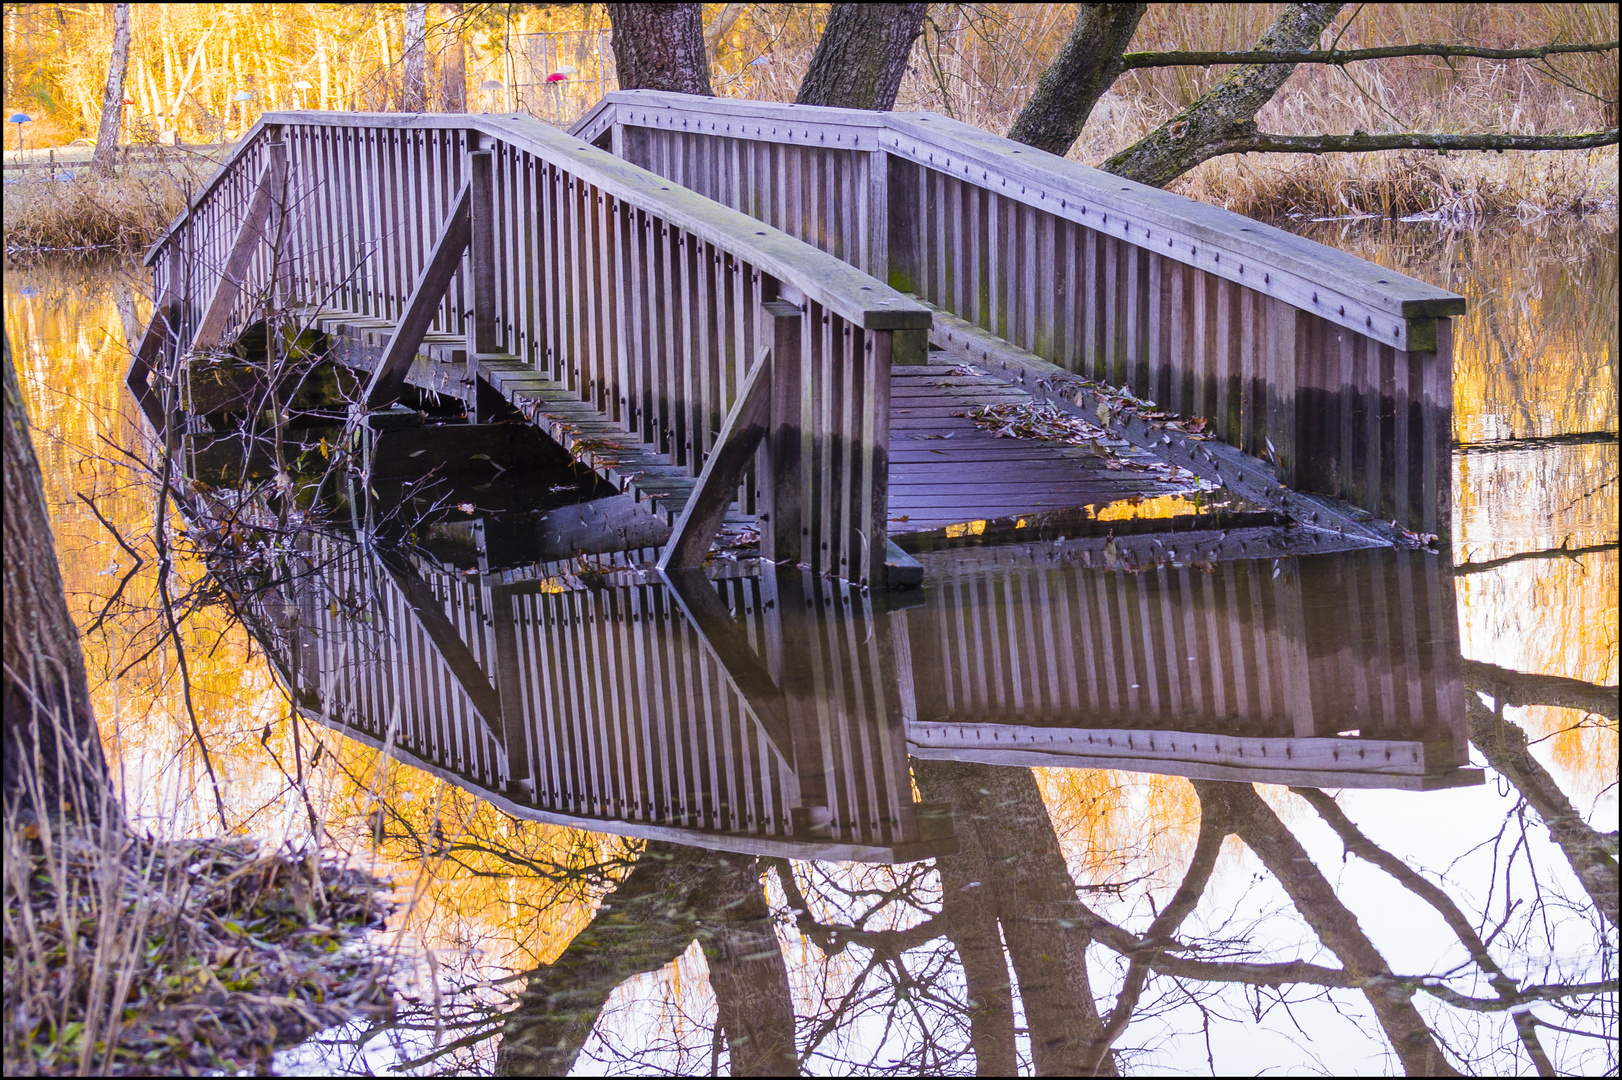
[721,2,1619,220]
[2,814,395,1075]
[2,161,203,255]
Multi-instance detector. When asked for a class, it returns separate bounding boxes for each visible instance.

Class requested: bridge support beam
[759,299,803,565]
[190,140,287,354]
[364,179,473,408]
[658,343,776,572]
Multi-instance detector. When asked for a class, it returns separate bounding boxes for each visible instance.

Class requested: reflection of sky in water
[3,217,1616,1077]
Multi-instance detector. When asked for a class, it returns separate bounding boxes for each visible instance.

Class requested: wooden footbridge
[133,92,1464,591]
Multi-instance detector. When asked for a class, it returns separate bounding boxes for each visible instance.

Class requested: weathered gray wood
[365,179,473,408]
[660,343,775,571]
[577,91,1464,349]
[378,553,507,758]
[759,298,803,565]
[923,303,1394,544]
[190,143,286,352]
[468,148,499,356]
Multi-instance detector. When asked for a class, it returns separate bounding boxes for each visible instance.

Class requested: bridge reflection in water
[243,526,1479,865]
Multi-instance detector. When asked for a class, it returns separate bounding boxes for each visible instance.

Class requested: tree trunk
[705,867,799,1075]
[89,3,132,178]
[1192,780,1461,1077]
[2,330,115,826]
[437,3,467,112]
[1102,3,1343,188]
[494,842,793,1076]
[794,3,926,111]
[1467,697,1619,927]
[402,3,428,112]
[704,3,747,57]
[1006,4,1147,157]
[606,3,712,96]
[915,759,1114,1076]
[931,783,1018,1076]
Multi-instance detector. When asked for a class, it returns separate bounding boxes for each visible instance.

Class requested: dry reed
[714,3,1619,220]
[1,162,202,255]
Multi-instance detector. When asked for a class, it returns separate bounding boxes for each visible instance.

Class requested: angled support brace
[378,551,508,765]
[660,567,796,765]
[191,141,287,353]
[658,345,775,571]
[127,298,179,435]
[364,178,473,409]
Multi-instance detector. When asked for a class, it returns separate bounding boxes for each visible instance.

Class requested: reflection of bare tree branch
[494,842,796,1076]
[1079,791,1231,1075]
[1291,787,1520,1003]
[1513,1010,1557,1078]
[1420,978,1619,1012]
[1464,659,1620,722]
[915,760,1114,1075]
[1466,698,1619,927]
[1191,780,1463,1076]
[1454,541,1618,577]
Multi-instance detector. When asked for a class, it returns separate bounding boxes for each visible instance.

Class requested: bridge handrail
[574,90,1464,350]
[145,110,930,334]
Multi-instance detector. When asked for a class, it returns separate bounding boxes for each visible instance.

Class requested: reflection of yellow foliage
[1459,550,1619,798]
[1090,494,1205,522]
[1036,768,1201,890]
[944,520,988,538]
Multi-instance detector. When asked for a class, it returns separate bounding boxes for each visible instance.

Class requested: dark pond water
[3,216,1616,1076]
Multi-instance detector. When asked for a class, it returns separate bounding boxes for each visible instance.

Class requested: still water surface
[4,217,1616,1076]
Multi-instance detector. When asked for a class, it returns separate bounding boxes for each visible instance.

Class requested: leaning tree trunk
[915,759,1115,1076]
[1192,780,1461,1077]
[606,3,713,96]
[2,330,115,825]
[1006,4,1147,157]
[494,842,794,1076]
[1102,2,1343,187]
[89,3,132,178]
[401,3,429,112]
[1467,697,1619,927]
[437,2,467,112]
[795,3,927,111]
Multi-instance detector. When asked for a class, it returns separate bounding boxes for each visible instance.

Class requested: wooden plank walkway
[889,355,1192,534]
[309,308,1207,547]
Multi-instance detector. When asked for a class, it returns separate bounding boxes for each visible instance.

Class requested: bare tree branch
[1455,542,1618,576]
[1120,40,1619,70]
[1203,127,1619,156]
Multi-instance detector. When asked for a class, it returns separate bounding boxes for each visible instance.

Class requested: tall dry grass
[2,156,211,254]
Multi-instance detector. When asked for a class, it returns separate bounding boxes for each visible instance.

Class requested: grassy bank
[2,811,394,1075]
[2,163,202,255]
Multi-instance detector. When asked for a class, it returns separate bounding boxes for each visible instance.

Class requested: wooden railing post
[467,147,500,358]
[1265,296,1299,486]
[760,297,803,565]
[866,150,889,282]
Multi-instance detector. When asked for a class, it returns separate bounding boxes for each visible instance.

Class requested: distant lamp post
[231,90,253,135]
[8,112,31,161]
[480,79,504,113]
[293,80,313,111]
